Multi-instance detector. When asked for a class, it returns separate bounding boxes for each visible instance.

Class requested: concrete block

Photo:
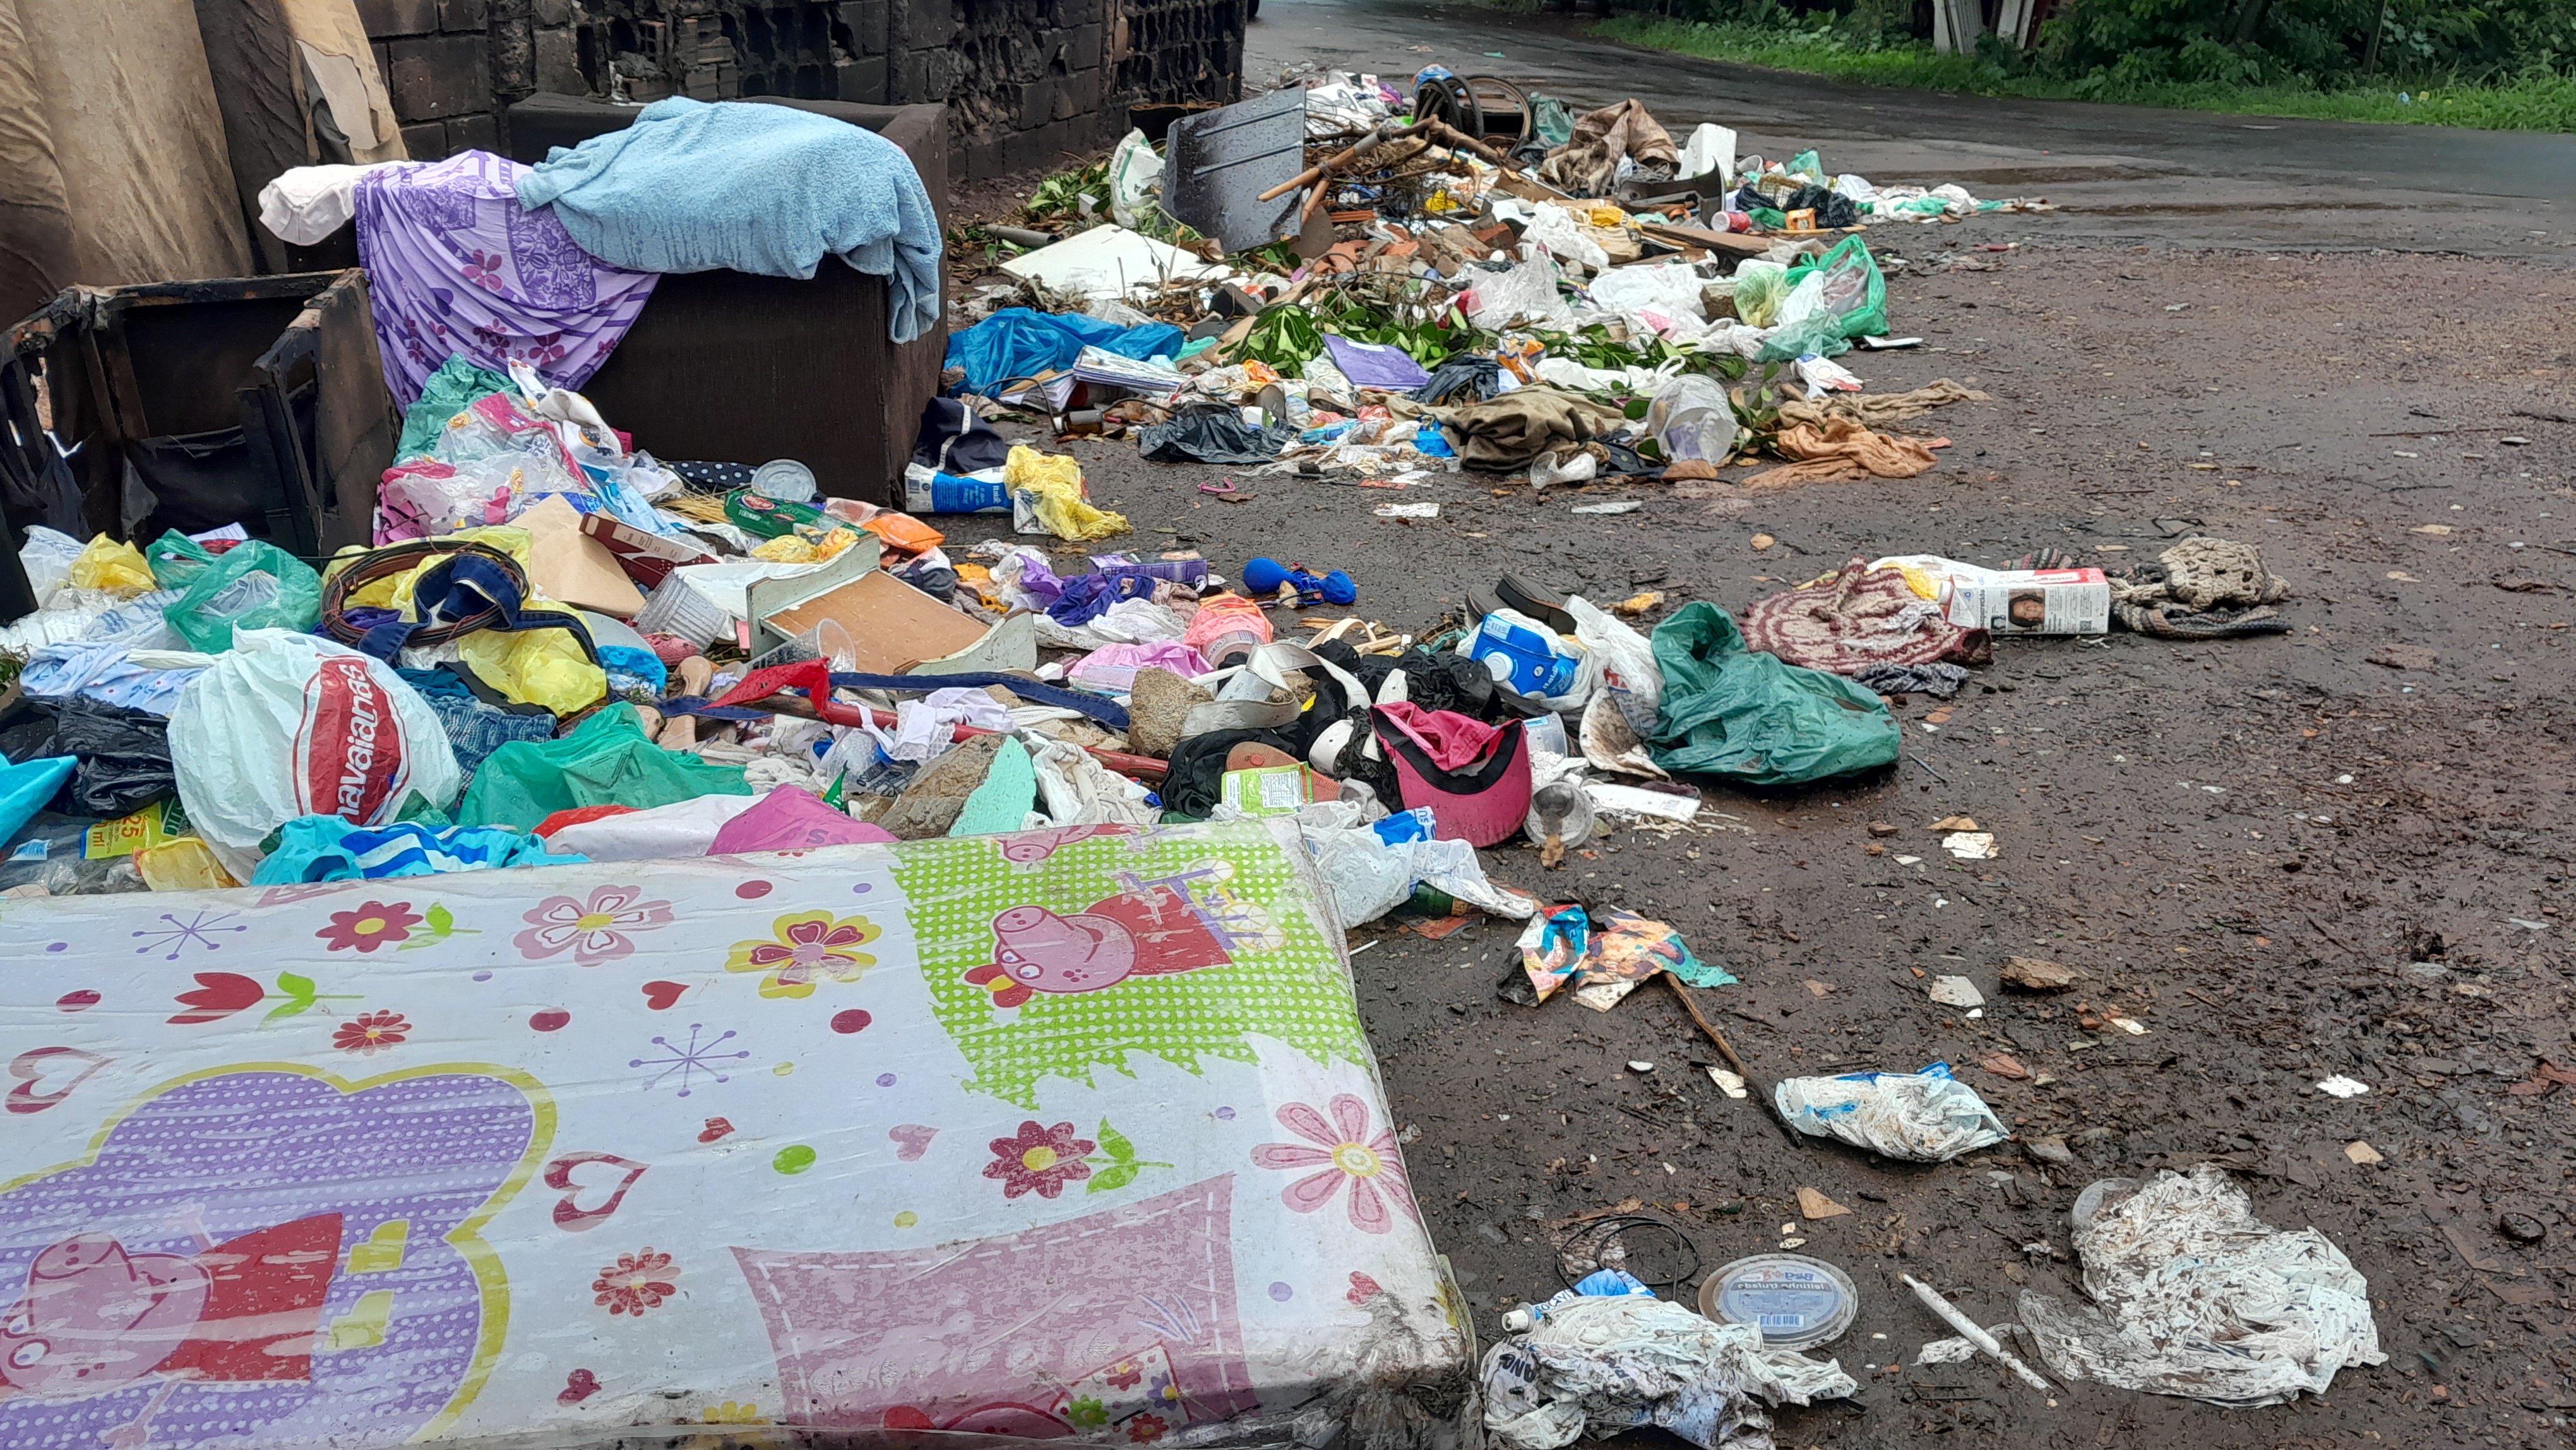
[839,0,889,54]
[1017,76,1054,129]
[355,0,439,38]
[1066,21,1102,71]
[446,111,500,154]
[531,0,571,23]
[896,0,953,50]
[386,33,490,121]
[438,0,486,32]
[534,27,583,93]
[400,120,450,160]
[833,56,889,104]
[1058,66,1100,119]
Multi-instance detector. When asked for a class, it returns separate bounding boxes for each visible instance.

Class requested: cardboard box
[518,495,647,617]
[1877,555,2109,635]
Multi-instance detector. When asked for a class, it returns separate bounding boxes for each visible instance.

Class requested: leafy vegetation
[1591,0,2576,131]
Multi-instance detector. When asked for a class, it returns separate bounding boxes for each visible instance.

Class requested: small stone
[1928,815,1980,832]
[2000,956,2080,992]
[1751,533,1776,549]
[1627,1060,1655,1074]
[2344,1140,2383,1165]
[1797,1187,1853,1220]
[1864,842,1886,856]
[1928,975,1984,1009]
[1868,821,1900,837]
[1977,1053,2031,1080]
[2024,1135,2073,1167]
[2366,644,2440,671]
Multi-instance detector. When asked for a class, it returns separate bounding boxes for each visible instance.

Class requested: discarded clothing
[914,397,1011,474]
[1437,386,1630,470]
[259,162,407,246]
[1847,661,1969,698]
[1539,99,1678,196]
[1412,354,1503,407]
[251,815,575,884]
[1370,704,1530,848]
[1136,408,1290,465]
[1322,334,1431,391]
[707,786,898,854]
[2020,1164,2386,1406]
[1740,417,1940,490]
[1739,559,1990,676]
[354,151,661,407]
[1483,1294,1854,1450]
[945,308,1184,395]
[1776,378,1988,431]
[398,667,560,787]
[2009,539,2292,639]
[519,97,942,343]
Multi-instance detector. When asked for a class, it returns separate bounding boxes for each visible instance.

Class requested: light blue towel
[516,97,943,344]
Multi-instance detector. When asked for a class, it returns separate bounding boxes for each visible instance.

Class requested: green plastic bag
[142,530,218,592]
[164,541,323,652]
[1647,602,1899,785]
[458,703,751,830]
[398,355,515,461]
[1784,235,1888,341]
[1729,260,1791,329]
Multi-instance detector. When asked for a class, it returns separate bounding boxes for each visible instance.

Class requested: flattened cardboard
[518,495,647,617]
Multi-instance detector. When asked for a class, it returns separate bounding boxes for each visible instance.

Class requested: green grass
[1592,16,2576,131]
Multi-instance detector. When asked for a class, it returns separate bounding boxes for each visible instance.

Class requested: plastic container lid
[751,458,818,503]
[1698,1254,1857,1350]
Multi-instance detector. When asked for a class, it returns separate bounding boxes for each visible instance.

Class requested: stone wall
[357,0,1246,176]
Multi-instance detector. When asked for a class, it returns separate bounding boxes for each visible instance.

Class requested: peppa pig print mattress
[0,818,1470,1448]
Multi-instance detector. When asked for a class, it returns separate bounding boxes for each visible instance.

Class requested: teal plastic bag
[398,355,515,461]
[458,703,751,830]
[1784,235,1888,341]
[141,530,219,592]
[0,755,76,846]
[164,541,323,652]
[1647,602,1899,785]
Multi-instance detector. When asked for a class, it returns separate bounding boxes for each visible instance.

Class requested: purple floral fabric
[354,152,660,407]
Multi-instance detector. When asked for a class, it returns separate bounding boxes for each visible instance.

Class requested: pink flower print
[1250,1094,1417,1235]
[316,901,422,953]
[463,249,507,291]
[516,885,676,968]
[981,1120,1094,1199]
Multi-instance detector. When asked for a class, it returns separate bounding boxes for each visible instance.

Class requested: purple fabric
[1323,334,1431,390]
[355,152,661,408]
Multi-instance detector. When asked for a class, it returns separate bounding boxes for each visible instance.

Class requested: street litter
[1699,1253,1857,1350]
[1501,904,1734,1009]
[1902,1275,2053,1392]
[1774,1063,2010,1161]
[2018,1165,2387,1406]
[1926,974,1984,1008]
[1483,1293,1856,1450]
[2315,1074,2372,1098]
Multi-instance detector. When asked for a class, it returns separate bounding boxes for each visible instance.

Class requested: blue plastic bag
[0,755,76,846]
[944,308,1184,395]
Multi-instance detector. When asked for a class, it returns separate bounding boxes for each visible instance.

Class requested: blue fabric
[251,815,581,885]
[398,669,559,788]
[517,97,943,344]
[944,309,1184,395]
[1045,572,1159,628]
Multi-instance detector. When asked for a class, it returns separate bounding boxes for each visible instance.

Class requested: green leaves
[1082,1118,1173,1194]
[426,904,453,935]
[398,902,477,951]
[263,973,320,1022]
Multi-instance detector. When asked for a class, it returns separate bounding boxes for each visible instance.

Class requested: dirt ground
[939,195,2576,1444]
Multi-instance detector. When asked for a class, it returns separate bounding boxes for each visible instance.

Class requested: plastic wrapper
[64,534,157,595]
[1005,445,1129,541]
[1482,1295,1854,1450]
[1773,1062,2008,1161]
[2018,1165,2386,1407]
[35,697,181,818]
[167,629,463,848]
[0,810,146,896]
[17,525,87,602]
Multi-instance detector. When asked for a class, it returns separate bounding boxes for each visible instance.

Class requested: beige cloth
[280,0,404,164]
[1741,416,1940,490]
[1777,378,1989,431]
[1539,100,1678,198]
[0,0,254,320]
[1434,385,1631,470]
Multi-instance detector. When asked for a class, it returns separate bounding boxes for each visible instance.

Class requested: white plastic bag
[1483,1295,1854,1450]
[1520,203,1609,275]
[17,525,86,604]
[536,791,763,863]
[1587,261,1707,324]
[169,630,463,848]
[1773,1062,2008,1161]
[1642,374,1741,465]
[1677,123,1736,185]
[2020,1165,2386,1407]
[1107,129,1165,230]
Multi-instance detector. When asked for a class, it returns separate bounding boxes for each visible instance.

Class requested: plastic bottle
[1645,374,1741,465]
[1501,1269,1654,1331]
[1466,612,1580,697]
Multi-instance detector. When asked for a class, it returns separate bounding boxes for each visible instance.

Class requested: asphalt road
[1246,0,2576,258]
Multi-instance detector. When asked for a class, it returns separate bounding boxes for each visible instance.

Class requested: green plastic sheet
[1647,602,1900,785]
[457,703,751,830]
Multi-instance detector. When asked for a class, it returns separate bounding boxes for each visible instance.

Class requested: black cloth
[913,397,1010,474]
[666,460,756,491]
[1159,728,1298,819]
[1412,356,1502,407]
[1136,407,1290,465]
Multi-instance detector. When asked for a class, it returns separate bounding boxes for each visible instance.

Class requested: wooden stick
[1664,973,1806,1149]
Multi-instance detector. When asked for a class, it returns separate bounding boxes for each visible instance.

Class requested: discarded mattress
[0,818,1468,1446]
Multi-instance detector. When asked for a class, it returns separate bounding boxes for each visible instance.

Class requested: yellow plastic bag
[456,626,608,717]
[326,527,532,613]
[138,837,240,891]
[66,534,157,594]
[1004,445,1129,542]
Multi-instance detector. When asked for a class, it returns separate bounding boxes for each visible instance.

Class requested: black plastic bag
[42,697,178,817]
[1136,408,1290,465]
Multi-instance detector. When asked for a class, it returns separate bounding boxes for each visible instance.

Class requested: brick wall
[357,0,1246,176]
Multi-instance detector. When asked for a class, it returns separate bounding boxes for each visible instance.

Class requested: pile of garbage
[945,64,2053,491]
